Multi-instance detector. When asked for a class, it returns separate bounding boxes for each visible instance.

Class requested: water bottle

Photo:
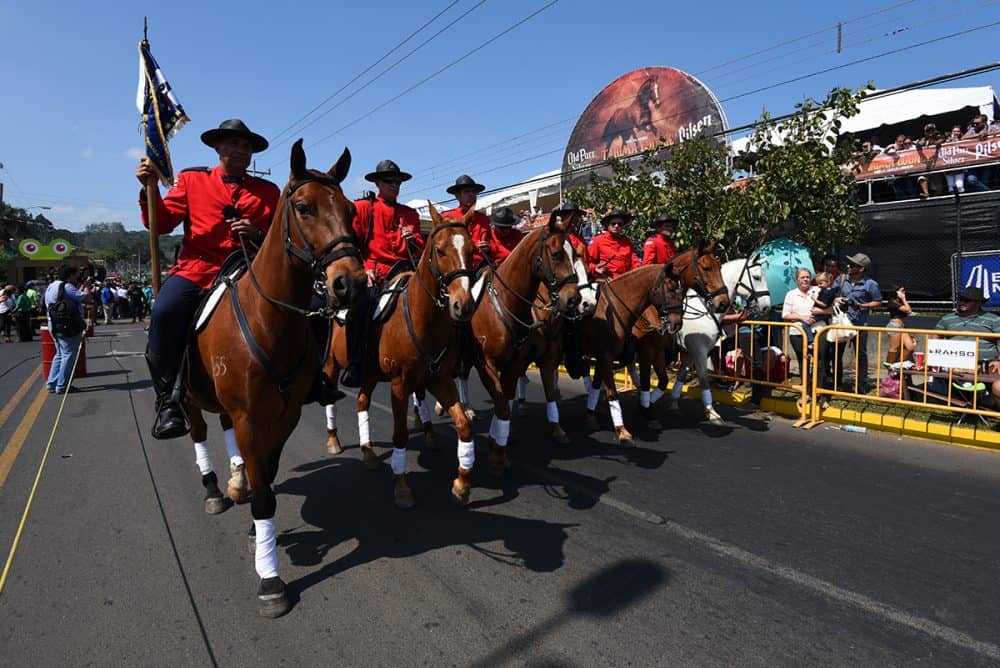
[840,425,867,434]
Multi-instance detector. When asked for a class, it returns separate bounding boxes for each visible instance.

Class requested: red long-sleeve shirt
[353,196,425,282]
[443,206,490,266]
[588,232,639,278]
[640,234,676,266]
[139,166,279,289]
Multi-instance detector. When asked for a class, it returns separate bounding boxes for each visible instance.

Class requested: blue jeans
[47,332,83,391]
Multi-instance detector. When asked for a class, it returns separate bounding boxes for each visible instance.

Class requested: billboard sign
[926,338,978,371]
[851,134,1000,182]
[561,67,728,193]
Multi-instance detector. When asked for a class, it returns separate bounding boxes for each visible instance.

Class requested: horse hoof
[582,413,600,431]
[227,463,248,503]
[204,495,227,515]
[257,577,291,619]
[551,425,570,445]
[706,409,725,426]
[464,408,476,421]
[434,401,445,417]
[326,435,343,456]
[361,445,380,470]
[451,479,471,506]
[411,406,423,431]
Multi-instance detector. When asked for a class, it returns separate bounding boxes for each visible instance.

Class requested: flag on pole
[136,39,188,187]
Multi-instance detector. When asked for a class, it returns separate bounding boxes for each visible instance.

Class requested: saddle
[193,251,251,333]
[332,272,411,326]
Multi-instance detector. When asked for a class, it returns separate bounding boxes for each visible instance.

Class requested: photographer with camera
[832,252,883,393]
[44,264,88,394]
[136,119,279,439]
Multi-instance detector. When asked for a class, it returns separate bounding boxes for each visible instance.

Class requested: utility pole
[248,160,271,179]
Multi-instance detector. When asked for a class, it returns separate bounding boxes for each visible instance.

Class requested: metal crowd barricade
[806,324,1000,428]
[702,320,812,424]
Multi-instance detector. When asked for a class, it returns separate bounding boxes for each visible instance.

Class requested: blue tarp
[754,237,815,305]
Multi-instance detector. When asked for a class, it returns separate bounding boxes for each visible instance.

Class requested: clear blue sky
[1,0,998,231]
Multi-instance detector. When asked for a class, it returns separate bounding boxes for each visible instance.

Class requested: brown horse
[184,140,366,618]
[324,204,478,507]
[469,218,582,475]
[578,242,728,444]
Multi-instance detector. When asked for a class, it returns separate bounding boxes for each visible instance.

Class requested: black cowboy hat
[957,286,987,301]
[550,201,581,216]
[648,213,678,229]
[600,209,634,225]
[490,207,517,228]
[200,119,269,153]
[446,174,486,195]
[364,159,412,183]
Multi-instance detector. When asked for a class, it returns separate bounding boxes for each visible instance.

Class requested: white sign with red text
[926,338,978,370]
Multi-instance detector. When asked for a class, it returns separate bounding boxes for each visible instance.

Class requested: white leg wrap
[516,376,527,400]
[358,410,370,444]
[417,398,431,424]
[193,441,212,475]
[651,388,665,403]
[223,428,243,466]
[546,401,559,423]
[508,399,515,414]
[411,393,420,408]
[639,390,650,408]
[628,367,640,388]
[489,417,510,447]
[326,403,337,430]
[701,389,714,408]
[457,378,469,405]
[391,447,407,475]
[608,399,624,427]
[457,439,475,469]
[253,518,278,580]
[586,386,601,411]
[671,379,684,399]
[583,376,593,393]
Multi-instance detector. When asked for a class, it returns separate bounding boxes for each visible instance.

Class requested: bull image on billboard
[561,66,728,193]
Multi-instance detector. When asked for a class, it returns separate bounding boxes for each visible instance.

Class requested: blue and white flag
[136,40,188,187]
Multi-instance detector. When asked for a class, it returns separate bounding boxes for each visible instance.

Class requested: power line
[265,0,484,154]
[301,0,561,154]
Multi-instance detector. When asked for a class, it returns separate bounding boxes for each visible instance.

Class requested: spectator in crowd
[958,115,992,192]
[44,264,86,394]
[819,254,842,282]
[944,125,973,194]
[915,124,946,199]
[15,284,33,342]
[834,252,883,393]
[930,286,1000,403]
[989,118,1000,133]
[885,286,915,365]
[782,267,819,404]
[101,280,115,324]
[883,134,913,153]
[811,271,837,406]
[0,285,15,343]
[964,115,989,139]
[25,281,41,315]
[883,134,918,200]
[128,282,146,323]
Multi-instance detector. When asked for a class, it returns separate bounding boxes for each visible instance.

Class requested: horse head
[287,139,367,309]
[559,209,597,316]
[426,202,476,322]
[639,76,660,108]
[667,240,730,313]
[723,254,771,315]
[650,266,685,334]
[540,214,582,316]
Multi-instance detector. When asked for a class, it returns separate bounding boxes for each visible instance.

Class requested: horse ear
[290,139,308,181]
[329,147,351,184]
[428,201,443,227]
[704,239,718,254]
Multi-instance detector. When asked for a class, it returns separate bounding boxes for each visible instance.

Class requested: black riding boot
[563,322,586,379]
[146,352,190,439]
[341,288,373,388]
[305,371,346,405]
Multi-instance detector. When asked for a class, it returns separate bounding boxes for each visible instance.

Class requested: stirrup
[152,396,190,440]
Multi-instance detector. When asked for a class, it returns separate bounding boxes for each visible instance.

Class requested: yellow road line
[0,385,50,488]
[0,365,41,432]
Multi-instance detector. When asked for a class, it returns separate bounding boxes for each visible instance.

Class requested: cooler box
[40,326,87,379]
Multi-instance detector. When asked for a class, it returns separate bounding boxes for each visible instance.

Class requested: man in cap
[136,118,280,439]
[931,286,1000,401]
[833,252,883,393]
[442,175,490,267]
[587,210,639,279]
[342,159,425,388]
[640,214,677,266]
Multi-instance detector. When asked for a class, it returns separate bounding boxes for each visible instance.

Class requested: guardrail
[805,324,1000,429]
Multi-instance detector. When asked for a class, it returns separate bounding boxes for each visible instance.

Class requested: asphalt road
[0,323,998,667]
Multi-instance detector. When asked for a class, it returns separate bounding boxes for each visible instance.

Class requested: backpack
[48,282,85,337]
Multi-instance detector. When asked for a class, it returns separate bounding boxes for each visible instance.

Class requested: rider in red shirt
[641,214,677,266]
[137,119,279,439]
[588,210,639,279]
[343,159,424,387]
[442,175,490,267]
[480,207,524,265]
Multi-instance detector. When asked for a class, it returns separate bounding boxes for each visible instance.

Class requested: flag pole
[145,163,162,295]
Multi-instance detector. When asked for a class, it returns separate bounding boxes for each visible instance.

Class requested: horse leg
[651,348,669,403]
[434,373,474,421]
[637,340,654,418]
[190,408,227,514]
[476,362,510,477]
[583,358,605,432]
[389,380,415,509]
[539,357,568,444]
[236,418,289,618]
[515,375,528,416]
[218,413,248,503]
[667,354,687,416]
[695,350,724,425]
[325,402,342,455]
[357,382,380,471]
[428,375,475,506]
[411,390,438,448]
[599,358,633,446]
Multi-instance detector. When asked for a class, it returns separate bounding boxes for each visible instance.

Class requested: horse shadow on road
[276,456,576,601]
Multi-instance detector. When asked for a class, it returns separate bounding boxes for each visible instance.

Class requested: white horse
[663,256,771,424]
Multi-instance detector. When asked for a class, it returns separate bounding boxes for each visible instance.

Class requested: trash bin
[40,326,87,379]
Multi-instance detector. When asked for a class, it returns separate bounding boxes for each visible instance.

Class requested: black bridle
[406,221,478,309]
[669,249,728,305]
[730,256,770,312]
[491,225,577,314]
